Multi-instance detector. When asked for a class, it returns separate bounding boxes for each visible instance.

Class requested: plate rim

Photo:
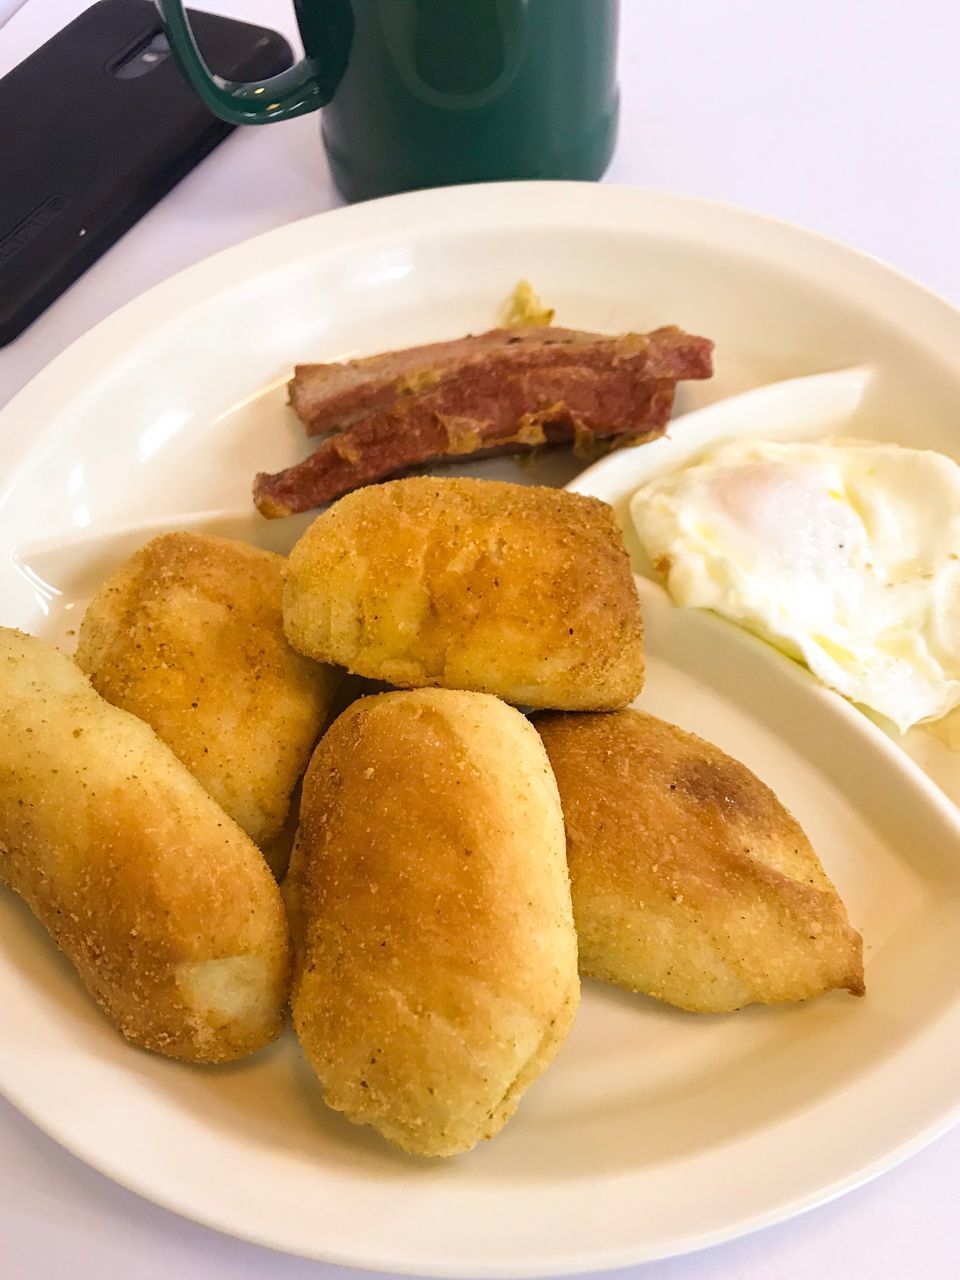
[4,180,960,1275]
[4,179,960,483]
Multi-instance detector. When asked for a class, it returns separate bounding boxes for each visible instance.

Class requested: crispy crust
[535,710,864,1012]
[292,689,579,1156]
[76,533,340,856]
[0,628,290,1062]
[283,477,645,711]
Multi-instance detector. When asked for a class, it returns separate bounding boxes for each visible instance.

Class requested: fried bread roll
[292,688,579,1156]
[76,532,339,865]
[283,477,644,710]
[0,628,290,1062]
[535,710,864,1012]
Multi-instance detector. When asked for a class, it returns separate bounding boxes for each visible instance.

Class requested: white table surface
[2,1,960,1276]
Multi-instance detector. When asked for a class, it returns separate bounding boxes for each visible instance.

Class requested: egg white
[630,438,960,732]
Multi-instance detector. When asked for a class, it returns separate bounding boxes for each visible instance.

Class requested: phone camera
[112,31,171,80]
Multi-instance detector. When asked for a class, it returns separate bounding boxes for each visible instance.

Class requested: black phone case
[0,0,293,346]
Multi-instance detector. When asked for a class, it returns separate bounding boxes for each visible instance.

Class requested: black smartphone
[0,0,293,346]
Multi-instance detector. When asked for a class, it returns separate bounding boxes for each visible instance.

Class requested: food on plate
[256,324,713,516]
[76,532,340,864]
[288,322,712,438]
[292,688,579,1157]
[0,305,884,1155]
[501,278,555,328]
[0,628,290,1062]
[535,709,864,1013]
[630,438,960,732]
[283,476,645,710]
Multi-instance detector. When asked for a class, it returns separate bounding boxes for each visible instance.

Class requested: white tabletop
[2,2,960,1276]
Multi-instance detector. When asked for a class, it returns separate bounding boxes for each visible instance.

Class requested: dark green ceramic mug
[155,0,620,202]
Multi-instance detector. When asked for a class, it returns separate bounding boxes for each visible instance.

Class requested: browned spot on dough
[675,759,756,816]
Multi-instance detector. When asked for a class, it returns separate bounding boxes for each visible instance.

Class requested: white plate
[3,183,960,1277]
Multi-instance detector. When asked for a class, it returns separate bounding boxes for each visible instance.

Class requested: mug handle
[153,1,350,124]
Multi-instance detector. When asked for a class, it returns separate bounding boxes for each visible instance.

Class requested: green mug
[155,0,620,202]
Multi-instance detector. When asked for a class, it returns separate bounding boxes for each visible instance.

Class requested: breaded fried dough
[283,477,644,710]
[535,710,864,1012]
[76,532,340,861]
[0,628,290,1062]
[292,688,579,1156]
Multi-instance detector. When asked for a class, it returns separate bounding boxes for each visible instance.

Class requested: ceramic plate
[2,183,960,1277]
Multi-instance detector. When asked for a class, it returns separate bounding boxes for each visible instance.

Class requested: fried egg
[630,438,960,732]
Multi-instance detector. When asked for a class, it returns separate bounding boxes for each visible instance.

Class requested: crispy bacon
[256,327,713,518]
